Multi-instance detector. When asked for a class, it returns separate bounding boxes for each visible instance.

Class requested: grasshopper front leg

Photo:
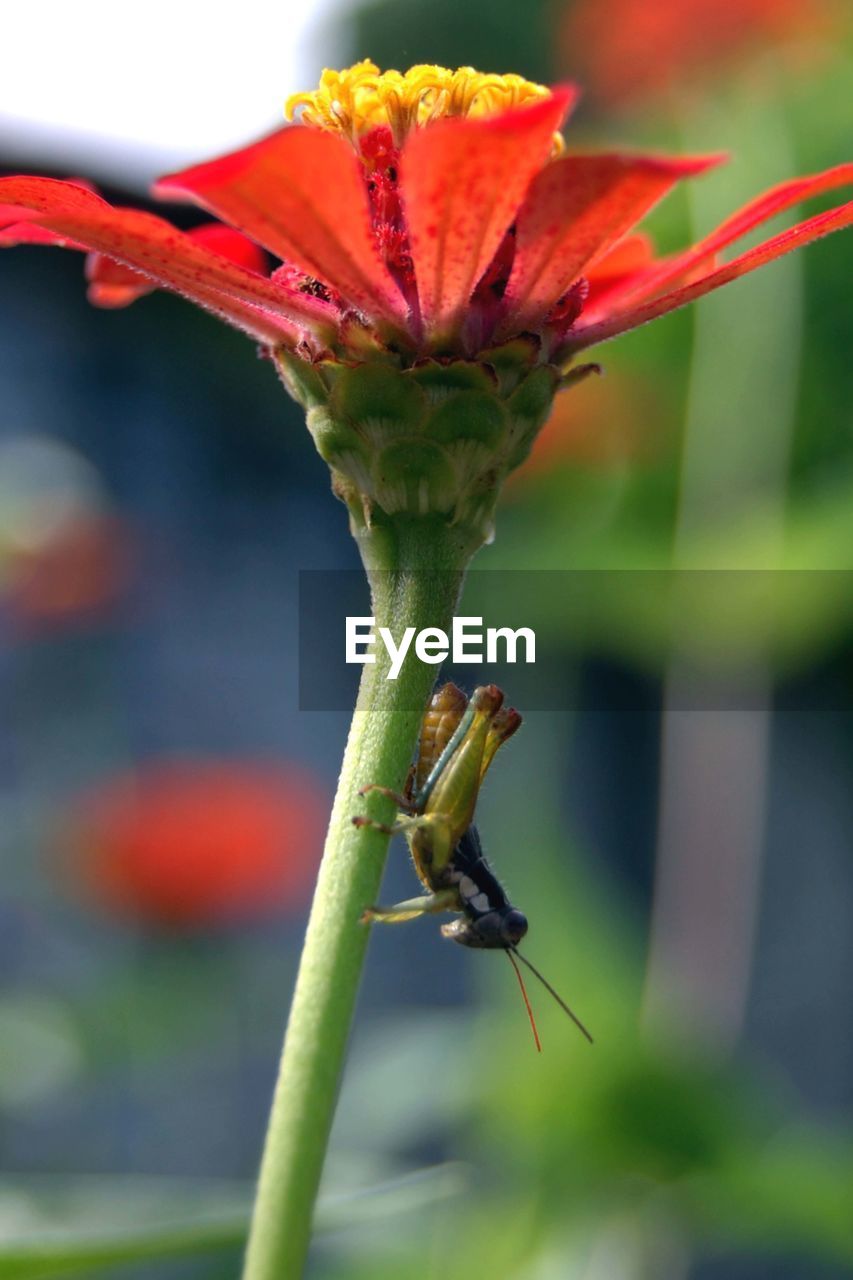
[350,783,417,837]
[351,814,399,837]
[351,810,429,837]
[357,782,417,812]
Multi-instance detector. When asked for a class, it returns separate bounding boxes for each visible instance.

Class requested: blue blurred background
[2,1,853,1277]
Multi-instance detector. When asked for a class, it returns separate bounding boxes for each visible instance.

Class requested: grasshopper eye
[502,909,528,945]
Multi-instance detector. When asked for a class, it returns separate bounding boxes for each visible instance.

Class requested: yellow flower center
[285,60,555,146]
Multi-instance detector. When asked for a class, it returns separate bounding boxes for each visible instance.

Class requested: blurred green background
[1,1,852,1278]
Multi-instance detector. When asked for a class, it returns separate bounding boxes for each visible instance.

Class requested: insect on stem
[356,684,593,1047]
[507,949,542,1052]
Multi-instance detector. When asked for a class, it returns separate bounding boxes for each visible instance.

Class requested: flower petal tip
[550,82,583,125]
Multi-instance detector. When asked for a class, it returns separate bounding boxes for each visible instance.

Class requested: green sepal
[328,364,426,447]
[408,360,497,404]
[374,439,457,515]
[479,336,542,396]
[275,349,329,412]
[505,366,561,468]
[428,390,507,450]
[306,406,370,473]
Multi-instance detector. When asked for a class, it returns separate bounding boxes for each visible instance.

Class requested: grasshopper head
[442,907,528,949]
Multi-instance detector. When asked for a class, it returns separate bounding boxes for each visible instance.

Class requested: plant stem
[242,515,477,1280]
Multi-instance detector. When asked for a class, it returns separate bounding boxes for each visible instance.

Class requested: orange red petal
[583,233,658,311]
[401,87,577,342]
[0,220,89,250]
[604,162,853,314]
[586,232,654,279]
[155,126,410,334]
[570,194,853,351]
[501,150,723,332]
[85,223,267,309]
[0,176,314,345]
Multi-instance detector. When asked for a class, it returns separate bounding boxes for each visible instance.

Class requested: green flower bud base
[276,340,560,546]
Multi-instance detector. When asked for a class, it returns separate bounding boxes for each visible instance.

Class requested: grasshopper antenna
[506,949,542,1052]
[510,947,594,1045]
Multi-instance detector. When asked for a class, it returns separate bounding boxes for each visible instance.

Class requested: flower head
[1,62,851,541]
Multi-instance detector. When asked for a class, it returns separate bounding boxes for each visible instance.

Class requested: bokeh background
[2,2,853,1277]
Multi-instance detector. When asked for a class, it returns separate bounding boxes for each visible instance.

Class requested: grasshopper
[353,683,592,1047]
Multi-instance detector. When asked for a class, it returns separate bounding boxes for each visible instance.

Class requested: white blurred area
[0,0,356,189]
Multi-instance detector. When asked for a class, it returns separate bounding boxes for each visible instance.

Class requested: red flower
[1,61,850,369]
[60,761,328,928]
[561,0,838,108]
[3,512,129,633]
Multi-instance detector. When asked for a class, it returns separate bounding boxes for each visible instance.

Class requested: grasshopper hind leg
[361,889,457,925]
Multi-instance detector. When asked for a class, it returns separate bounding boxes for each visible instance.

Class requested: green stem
[241,514,478,1280]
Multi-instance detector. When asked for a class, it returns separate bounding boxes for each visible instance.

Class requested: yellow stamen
[285,61,557,148]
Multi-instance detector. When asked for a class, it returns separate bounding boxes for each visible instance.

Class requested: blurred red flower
[561,0,838,108]
[4,513,129,634]
[510,366,667,481]
[60,760,328,928]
